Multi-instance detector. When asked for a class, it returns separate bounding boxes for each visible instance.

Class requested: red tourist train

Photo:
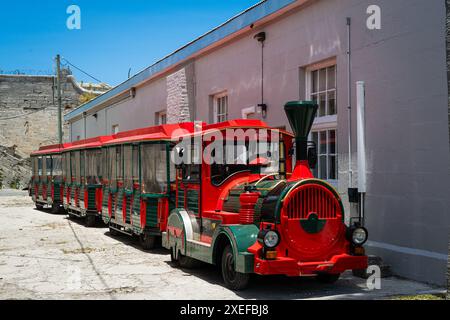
[30,101,368,290]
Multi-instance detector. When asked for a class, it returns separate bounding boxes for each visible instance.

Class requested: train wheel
[35,203,44,210]
[221,245,249,291]
[109,226,119,236]
[316,273,340,284]
[86,215,96,228]
[51,203,60,214]
[178,252,201,269]
[140,234,156,250]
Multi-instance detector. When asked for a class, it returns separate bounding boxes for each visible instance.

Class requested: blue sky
[0,0,260,85]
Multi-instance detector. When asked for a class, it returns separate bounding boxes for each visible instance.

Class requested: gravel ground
[0,189,444,300]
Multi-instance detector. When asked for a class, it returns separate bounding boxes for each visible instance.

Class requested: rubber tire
[109,226,119,236]
[178,251,201,269]
[51,203,60,214]
[140,234,156,250]
[221,245,250,291]
[316,273,341,284]
[86,215,96,228]
[36,203,44,210]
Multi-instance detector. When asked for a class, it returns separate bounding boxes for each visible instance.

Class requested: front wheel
[221,245,250,291]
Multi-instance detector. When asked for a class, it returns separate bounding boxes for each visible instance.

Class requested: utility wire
[61,57,103,83]
[0,107,50,121]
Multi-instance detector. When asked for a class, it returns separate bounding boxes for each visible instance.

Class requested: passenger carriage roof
[64,136,114,151]
[31,143,72,156]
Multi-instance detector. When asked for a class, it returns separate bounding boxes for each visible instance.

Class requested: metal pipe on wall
[356,81,366,223]
[346,18,353,188]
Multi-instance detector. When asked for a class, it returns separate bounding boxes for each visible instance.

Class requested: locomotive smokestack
[284,101,318,161]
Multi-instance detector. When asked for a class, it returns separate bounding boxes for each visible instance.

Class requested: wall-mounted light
[254,31,266,42]
[257,103,267,118]
[93,113,98,120]
[130,87,136,98]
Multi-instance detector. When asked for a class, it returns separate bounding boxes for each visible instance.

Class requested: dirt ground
[0,189,444,300]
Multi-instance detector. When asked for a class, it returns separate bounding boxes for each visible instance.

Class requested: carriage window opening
[86,149,101,185]
[109,147,117,187]
[45,156,52,176]
[64,153,71,182]
[132,145,139,184]
[116,146,123,182]
[38,157,43,176]
[141,144,168,194]
[74,151,81,184]
[100,149,107,182]
[124,145,133,190]
[32,157,38,178]
[80,151,85,183]
[52,155,63,177]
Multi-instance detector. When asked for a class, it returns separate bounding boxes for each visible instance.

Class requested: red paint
[239,191,261,224]
[140,199,147,228]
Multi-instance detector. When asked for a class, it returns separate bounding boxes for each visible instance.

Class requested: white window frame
[213,92,228,123]
[112,124,119,134]
[157,111,167,125]
[305,59,338,186]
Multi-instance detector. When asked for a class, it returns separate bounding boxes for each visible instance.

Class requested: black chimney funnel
[284,101,318,161]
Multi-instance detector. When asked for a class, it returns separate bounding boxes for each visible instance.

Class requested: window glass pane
[38,157,43,176]
[328,66,336,89]
[100,149,107,182]
[319,131,327,154]
[328,130,336,154]
[328,155,337,180]
[318,93,326,117]
[328,91,336,115]
[86,150,101,185]
[141,144,168,194]
[312,70,318,93]
[319,155,327,179]
[319,68,327,91]
[124,145,133,189]
[80,152,85,183]
[42,156,47,177]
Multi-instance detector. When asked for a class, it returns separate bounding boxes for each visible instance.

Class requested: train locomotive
[29,101,368,290]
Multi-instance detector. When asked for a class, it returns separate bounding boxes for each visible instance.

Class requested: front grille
[284,184,340,220]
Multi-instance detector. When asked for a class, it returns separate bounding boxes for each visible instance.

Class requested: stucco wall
[67,0,450,284]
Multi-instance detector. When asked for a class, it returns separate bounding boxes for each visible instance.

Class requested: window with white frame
[306,61,338,182]
[112,124,119,134]
[157,111,167,125]
[213,93,228,123]
[311,129,337,180]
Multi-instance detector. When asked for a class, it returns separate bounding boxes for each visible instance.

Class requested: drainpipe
[356,81,366,224]
[346,18,353,188]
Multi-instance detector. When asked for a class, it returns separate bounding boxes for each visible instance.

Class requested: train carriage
[30,144,68,213]
[62,136,113,226]
[101,123,195,249]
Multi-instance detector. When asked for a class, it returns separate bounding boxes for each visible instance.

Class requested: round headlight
[352,227,368,245]
[264,231,280,248]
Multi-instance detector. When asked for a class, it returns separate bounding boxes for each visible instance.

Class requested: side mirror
[307,142,317,170]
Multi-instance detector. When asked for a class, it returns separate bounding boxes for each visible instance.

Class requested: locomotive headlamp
[258,229,280,248]
[351,227,368,245]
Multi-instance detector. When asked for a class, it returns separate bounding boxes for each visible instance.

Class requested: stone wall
[166,63,196,124]
[0,70,81,188]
